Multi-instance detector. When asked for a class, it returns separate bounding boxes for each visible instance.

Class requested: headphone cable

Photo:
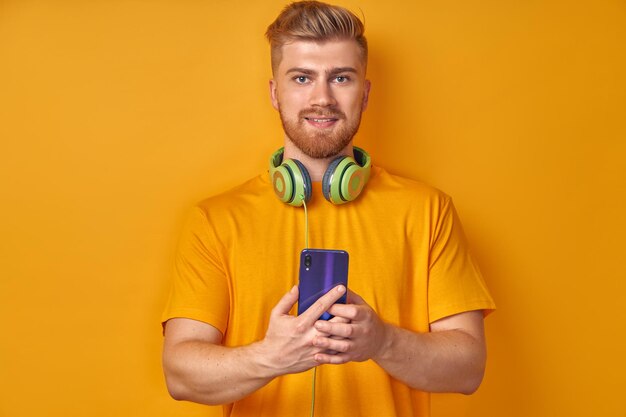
[310,366,318,417]
[301,197,317,417]
[302,196,309,249]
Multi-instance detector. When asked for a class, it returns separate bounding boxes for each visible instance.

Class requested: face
[270,39,370,159]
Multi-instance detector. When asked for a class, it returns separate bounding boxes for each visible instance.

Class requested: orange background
[1,1,625,416]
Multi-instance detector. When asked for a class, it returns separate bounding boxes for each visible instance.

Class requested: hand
[258,285,348,376]
[311,290,389,364]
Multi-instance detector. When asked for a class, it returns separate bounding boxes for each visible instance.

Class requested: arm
[162,285,347,405]
[163,318,271,405]
[312,291,487,394]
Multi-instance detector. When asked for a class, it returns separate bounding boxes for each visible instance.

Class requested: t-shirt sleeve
[161,206,230,334]
[427,196,495,323]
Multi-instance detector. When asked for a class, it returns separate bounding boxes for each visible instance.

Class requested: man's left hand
[311,290,389,364]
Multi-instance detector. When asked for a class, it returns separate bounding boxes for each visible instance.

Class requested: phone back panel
[297,249,349,319]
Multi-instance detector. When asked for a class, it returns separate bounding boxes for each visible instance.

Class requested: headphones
[269,147,371,206]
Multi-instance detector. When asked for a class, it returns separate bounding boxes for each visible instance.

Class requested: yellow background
[1,1,624,416]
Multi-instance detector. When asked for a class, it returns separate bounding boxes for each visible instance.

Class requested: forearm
[163,339,276,405]
[162,286,349,405]
[374,324,486,394]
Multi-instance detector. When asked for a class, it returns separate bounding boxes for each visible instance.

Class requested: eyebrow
[285,67,358,76]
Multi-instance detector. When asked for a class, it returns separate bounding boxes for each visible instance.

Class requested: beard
[278,106,363,159]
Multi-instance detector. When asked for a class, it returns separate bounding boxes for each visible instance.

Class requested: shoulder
[366,166,451,207]
[196,173,273,212]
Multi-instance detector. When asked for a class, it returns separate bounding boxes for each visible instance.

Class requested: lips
[301,111,343,128]
[304,116,339,128]
[306,117,338,123]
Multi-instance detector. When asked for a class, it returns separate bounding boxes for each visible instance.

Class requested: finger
[314,352,350,365]
[328,315,350,324]
[271,285,299,316]
[315,321,354,338]
[313,335,351,353]
[313,316,347,337]
[299,285,346,325]
[327,303,360,320]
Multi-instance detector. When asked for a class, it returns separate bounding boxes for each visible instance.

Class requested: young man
[162,2,495,416]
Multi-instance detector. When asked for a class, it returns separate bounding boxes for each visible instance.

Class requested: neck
[283,138,353,182]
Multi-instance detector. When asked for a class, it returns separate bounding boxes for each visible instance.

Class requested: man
[162,1,495,416]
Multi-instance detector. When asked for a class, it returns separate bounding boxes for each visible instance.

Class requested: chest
[221,199,431,343]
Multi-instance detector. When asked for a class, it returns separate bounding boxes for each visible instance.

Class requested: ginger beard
[277,104,364,159]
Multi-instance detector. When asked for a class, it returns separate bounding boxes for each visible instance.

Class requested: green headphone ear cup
[322,156,348,203]
[269,148,312,206]
[270,164,294,204]
[322,148,371,204]
[340,163,367,201]
[269,148,291,203]
[289,159,312,206]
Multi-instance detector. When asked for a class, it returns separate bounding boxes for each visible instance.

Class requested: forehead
[277,39,365,75]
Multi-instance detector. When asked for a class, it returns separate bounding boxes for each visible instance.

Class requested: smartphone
[297,249,349,320]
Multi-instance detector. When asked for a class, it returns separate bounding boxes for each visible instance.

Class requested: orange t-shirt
[162,166,495,417]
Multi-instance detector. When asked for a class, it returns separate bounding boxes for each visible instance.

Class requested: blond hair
[265,1,367,73]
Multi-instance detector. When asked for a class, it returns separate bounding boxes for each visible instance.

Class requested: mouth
[303,115,340,128]
[306,117,337,122]
[305,117,339,123]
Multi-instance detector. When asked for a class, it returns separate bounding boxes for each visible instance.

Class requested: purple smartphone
[297,249,349,320]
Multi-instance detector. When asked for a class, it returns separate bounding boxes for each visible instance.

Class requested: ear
[361,79,371,111]
[269,79,279,110]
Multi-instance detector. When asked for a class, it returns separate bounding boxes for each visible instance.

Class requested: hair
[265,1,367,73]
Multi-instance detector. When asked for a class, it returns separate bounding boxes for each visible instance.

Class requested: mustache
[299,108,345,119]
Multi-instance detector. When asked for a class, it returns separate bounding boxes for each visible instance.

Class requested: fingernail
[337,285,345,293]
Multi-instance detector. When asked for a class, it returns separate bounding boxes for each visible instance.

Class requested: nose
[309,81,337,108]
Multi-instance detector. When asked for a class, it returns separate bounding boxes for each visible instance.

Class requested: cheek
[278,90,305,111]
[337,88,365,109]
[344,95,365,114]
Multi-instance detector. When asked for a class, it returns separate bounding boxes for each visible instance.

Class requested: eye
[294,75,309,84]
[334,75,350,83]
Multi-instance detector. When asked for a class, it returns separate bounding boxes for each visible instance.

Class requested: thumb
[271,285,299,316]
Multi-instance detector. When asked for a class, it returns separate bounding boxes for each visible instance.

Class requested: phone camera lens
[304,254,312,268]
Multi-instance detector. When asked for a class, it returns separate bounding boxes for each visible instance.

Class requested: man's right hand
[256,284,347,376]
